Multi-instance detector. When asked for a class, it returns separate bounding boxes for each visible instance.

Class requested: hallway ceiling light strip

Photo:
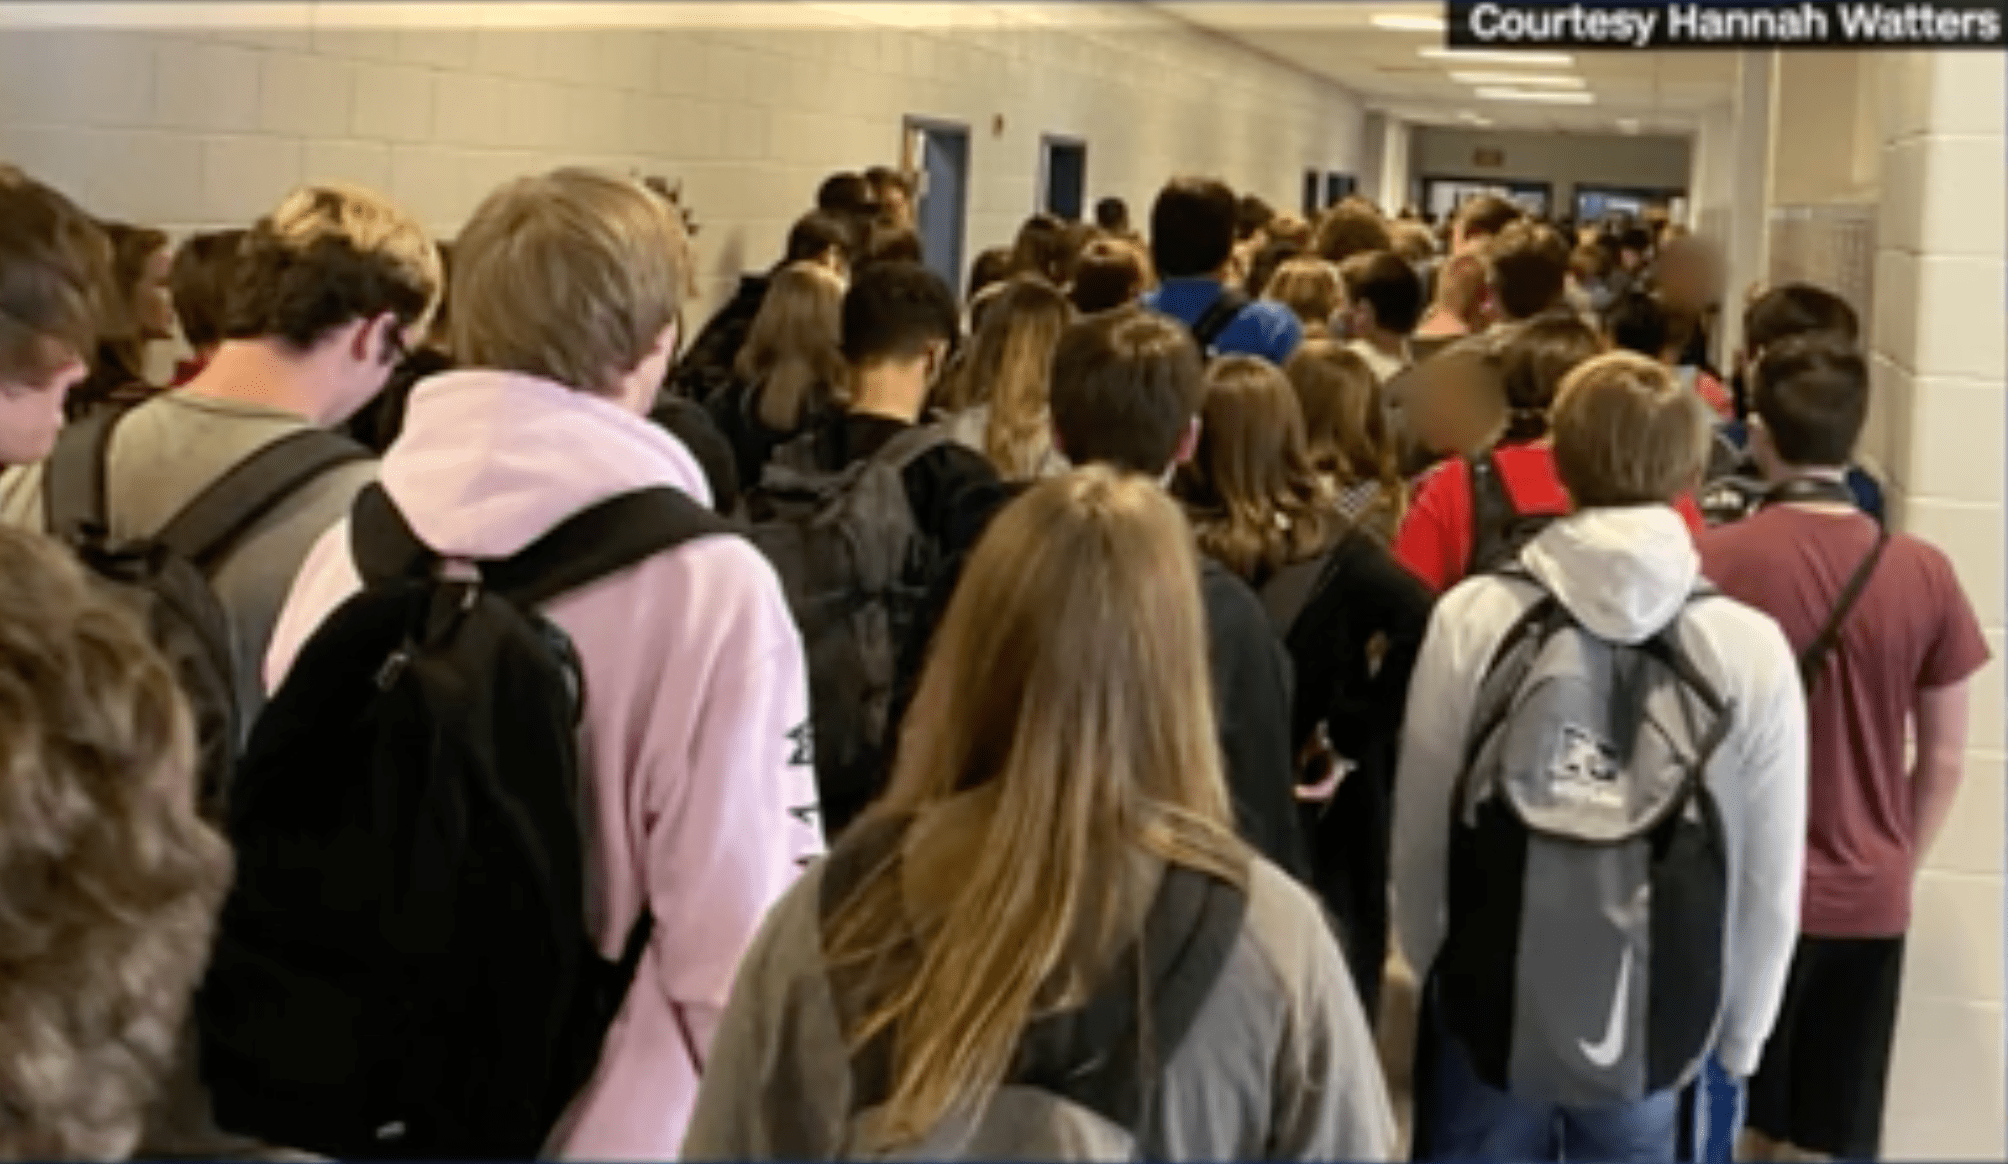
[1373,13,1448,31]
[1420,47,1576,67]
[1449,72,1586,88]
[1475,87,1597,104]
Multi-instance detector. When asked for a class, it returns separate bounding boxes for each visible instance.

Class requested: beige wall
[1408,124,1693,213]
[1867,49,2007,1161]
[0,1,1365,323]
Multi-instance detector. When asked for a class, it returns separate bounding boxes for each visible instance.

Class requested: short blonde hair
[0,529,231,1158]
[1264,257,1344,331]
[227,182,443,347]
[1552,351,1712,508]
[454,169,691,395]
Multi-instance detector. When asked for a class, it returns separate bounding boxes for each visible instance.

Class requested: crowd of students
[0,151,1987,1164]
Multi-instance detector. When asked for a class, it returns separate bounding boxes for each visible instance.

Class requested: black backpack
[742,424,948,838]
[198,483,730,1159]
[1188,288,1251,358]
[1466,449,1557,578]
[43,405,368,819]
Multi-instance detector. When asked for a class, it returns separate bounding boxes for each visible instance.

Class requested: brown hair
[1263,257,1344,332]
[1265,213,1314,250]
[0,167,108,385]
[944,276,1073,480]
[453,169,687,395]
[1390,222,1436,266]
[1049,306,1205,477]
[1178,355,1337,581]
[1487,221,1570,320]
[1009,214,1077,286]
[226,183,441,351]
[1068,238,1152,314]
[825,467,1247,1152]
[167,228,247,353]
[0,528,232,1158]
[1312,204,1394,265]
[1497,313,1604,444]
[736,261,848,432]
[1455,194,1523,246]
[1285,338,1401,508]
[1551,351,1711,508]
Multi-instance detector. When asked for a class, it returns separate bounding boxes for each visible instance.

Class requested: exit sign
[1474,148,1505,168]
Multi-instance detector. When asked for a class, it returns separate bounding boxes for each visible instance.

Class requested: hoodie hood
[380,369,710,560]
[1520,506,1699,644]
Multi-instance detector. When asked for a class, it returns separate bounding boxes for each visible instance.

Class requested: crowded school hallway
[0,3,2001,1161]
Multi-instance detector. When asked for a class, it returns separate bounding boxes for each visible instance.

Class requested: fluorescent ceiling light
[1450,71,1586,88]
[1421,47,1576,67]
[1616,118,1642,133]
[1476,87,1597,105]
[1373,13,1447,32]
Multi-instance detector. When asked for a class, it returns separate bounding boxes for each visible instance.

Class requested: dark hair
[1149,177,1237,279]
[167,229,246,352]
[1753,333,1868,467]
[1488,221,1570,320]
[1497,313,1603,444]
[967,246,1015,304]
[1744,283,1860,353]
[1235,194,1275,242]
[864,166,912,200]
[1094,197,1129,233]
[1606,291,1675,359]
[1244,239,1304,298]
[1069,238,1151,314]
[841,260,959,366]
[1312,205,1392,265]
[1009,214,1076,285]
[784,210,857,268]
[223,192,436,351]
[1617,226,1654,256]
[1456,194,1523,243]
[0,167,109,384]
[1338,250,1424,335]
[860,221,924,269]
[816,171,880,219]
[1049,305,1204,476]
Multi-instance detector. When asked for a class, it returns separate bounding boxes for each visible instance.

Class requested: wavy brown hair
[941,275,1073,480]
[1177,355,1337,582]
[0,528,232,1159]
[735,260,848,431]
[1286,339,1403,520]
[824,468,1248,1151]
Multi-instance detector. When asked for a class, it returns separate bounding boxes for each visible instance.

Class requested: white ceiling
[1153,1,1738,135]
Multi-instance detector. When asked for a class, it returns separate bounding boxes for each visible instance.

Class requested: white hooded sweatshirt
[1392,505,1806,1079]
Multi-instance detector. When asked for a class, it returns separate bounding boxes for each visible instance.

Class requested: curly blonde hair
[0,529,232,1159]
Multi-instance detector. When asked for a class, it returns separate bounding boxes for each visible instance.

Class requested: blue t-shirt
[1143,277,1305,366]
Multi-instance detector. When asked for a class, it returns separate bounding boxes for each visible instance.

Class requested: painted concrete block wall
[0,2,1364,326]
[1868,49,2006,1163]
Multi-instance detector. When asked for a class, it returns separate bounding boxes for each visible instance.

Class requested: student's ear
[1173,415,1201,466]
[922,338,950,385]
[354,312,402,367]
[1049,421,1066,459]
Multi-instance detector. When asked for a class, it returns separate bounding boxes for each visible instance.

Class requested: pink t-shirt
[1701,505,1990,936]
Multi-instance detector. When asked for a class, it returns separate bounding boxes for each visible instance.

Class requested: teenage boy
[1337,249,1426,385]
[1394,351,1807,1163]
[0,166,105,467]
[1486,220,1572,325]
[1700,336,1989,1163]
[1143,177,1304,364]
[265,168,820,1158]
[1046,304,1305,879]
[1,182,442,731]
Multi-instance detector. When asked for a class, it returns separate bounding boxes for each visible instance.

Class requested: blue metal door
[907,119,969,294]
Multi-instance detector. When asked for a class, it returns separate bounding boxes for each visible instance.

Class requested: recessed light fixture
[1449,71,1587,88]
[1475,87,1597,105]
[1421,47,1576,67]
[1458,110,1495,126]
[1617,118,1642,133]
[1373,13,1447,32]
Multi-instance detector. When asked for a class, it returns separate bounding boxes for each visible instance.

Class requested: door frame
[901,115,972,290]
[1036,132,1088,219]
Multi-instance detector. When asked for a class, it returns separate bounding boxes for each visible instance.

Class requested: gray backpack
[1437,568,1735,1109]
[742,423,949,840]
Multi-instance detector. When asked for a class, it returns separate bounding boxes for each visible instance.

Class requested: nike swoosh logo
[1579,945,1633,1068]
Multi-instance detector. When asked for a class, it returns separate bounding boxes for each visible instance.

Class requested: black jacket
[1199,556,1309,881]
[666,273,769,405]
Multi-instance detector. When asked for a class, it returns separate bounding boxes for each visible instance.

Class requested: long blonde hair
[736,261,848,431]
[825,468,1249,1150]
[941,275,1072,479]
[1177,356,1338,582]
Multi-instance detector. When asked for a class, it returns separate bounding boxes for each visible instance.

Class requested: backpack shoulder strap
[42,403,128,538]
[1798,528,1890,693]
[869,421,952,474]
[485,487,734,609]
[1465,449,1518,575]
[155,428,371,567]
[1190,287,1251,352]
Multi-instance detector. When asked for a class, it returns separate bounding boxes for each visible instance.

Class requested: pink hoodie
[266,370,823,1160]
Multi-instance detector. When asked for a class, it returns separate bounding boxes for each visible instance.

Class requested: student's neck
[1362,327,1405,357]
[1414,308,1469,339]
[849,363,928,425]
[178,339,339,426]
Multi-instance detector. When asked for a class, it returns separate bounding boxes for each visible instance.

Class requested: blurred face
[135,245,175,341]
[882,188,914,231]
[1407,352,1495,455]
[0,342,87,465]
